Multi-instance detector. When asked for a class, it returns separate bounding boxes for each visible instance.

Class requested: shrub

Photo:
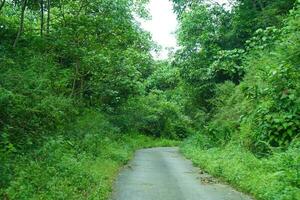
[116,92,192,139]
[2,111,178,199]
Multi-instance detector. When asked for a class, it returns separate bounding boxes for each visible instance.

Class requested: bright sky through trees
[140,0,230,59]
[139,0,178,59]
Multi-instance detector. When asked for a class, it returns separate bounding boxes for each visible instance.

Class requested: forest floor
[112,147,252,200]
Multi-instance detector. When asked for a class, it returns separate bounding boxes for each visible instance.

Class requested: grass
[180,139,300,200]
[1,112,178,200]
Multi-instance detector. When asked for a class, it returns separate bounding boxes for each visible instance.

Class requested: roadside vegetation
[1,0,299,199]
[0,0,182,198]
[3,111,177,199]
[171,0,300,199]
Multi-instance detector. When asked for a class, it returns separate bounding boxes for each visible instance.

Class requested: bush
[1,111,178,199]
[195,6,300,153]
[181,139,300,200]
[179,5,300,200]
[239,7,300,151]
[116,92,192,139]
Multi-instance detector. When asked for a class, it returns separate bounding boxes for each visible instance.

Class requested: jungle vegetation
[0,0,299,199]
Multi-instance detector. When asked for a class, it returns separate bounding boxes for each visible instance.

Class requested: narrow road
[112,147,252,200]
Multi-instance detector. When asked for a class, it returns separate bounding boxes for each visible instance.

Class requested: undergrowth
[181,137,300,200]
[1,111,178,199]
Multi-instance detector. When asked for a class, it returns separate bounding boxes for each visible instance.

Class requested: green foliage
[172,0,300,151]
[0,52,77,149]
[172,0,297,112]
[240,7,300,150]
[117,92,192,139]
[181,139,300,200]
[209,49,245,84]
[245,27,281,51]
[192,6,300,152]
[205,82,243,145]
[228,0,296,48]
[1,111,178,199]
[146,61,180,91]
[1,0,300,199]
[172,1,300,199]
[0,0,156,149]
[0,1,185,199]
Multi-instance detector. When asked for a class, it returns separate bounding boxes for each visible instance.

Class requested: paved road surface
[112,147,252,200]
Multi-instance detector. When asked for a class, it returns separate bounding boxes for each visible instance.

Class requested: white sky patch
[215,0,231,6]
[139,0,178,60]
[140,0,231,60]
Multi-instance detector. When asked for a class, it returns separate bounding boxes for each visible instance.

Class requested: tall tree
[46,0,50,34]
[13,0,27,48]
[40,0,44,37]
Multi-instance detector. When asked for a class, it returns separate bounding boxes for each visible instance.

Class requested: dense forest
[0,0,299,199]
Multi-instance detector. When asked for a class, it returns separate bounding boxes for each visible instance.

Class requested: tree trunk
[0,0,6,12]
[40,0,44,37]
[46,0,50,34]
[70,60,80,98]
[13,0,27,48]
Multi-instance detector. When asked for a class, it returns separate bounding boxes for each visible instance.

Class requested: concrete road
[112,147,252,200]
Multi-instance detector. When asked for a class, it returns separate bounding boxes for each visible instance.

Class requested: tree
[40,0,44,37]
[46,0,50,34]
[171,0,297,113]
[13,0,27,48]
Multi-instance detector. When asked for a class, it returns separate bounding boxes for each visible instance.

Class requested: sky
[139,0,230,59]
